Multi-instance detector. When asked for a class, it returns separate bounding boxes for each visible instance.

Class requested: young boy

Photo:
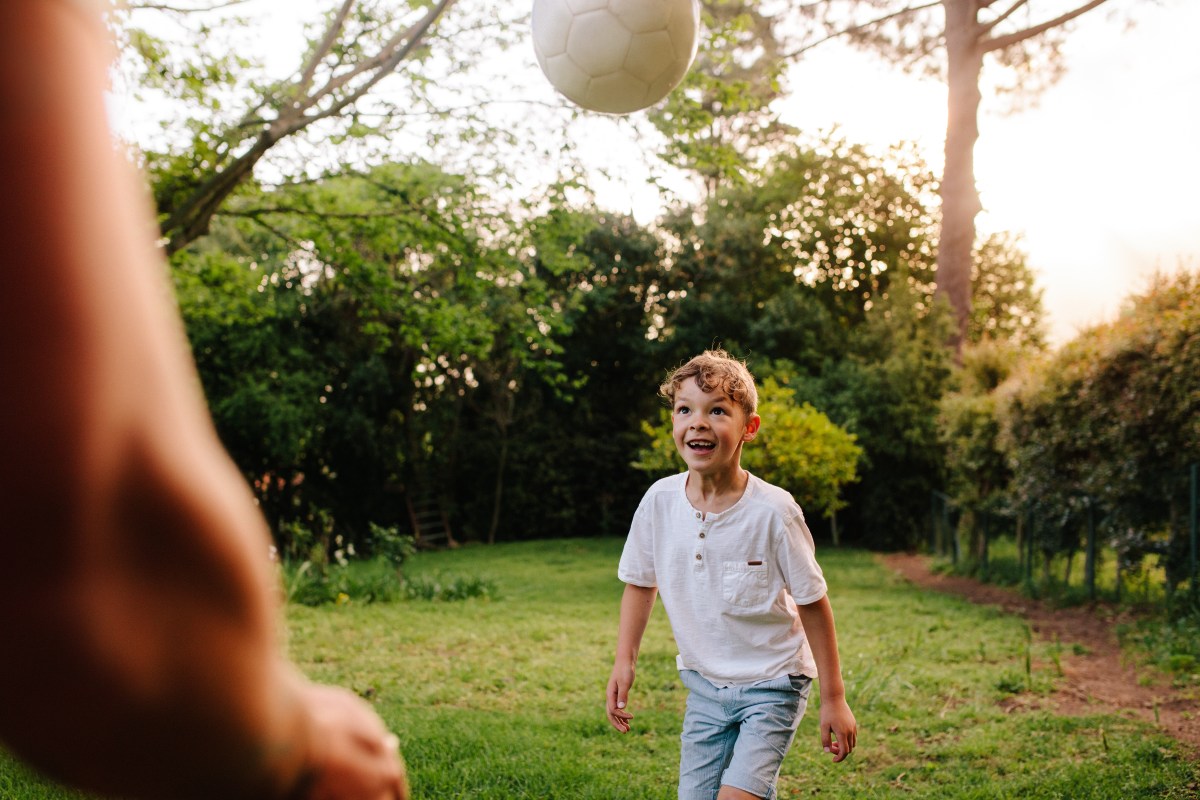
[606,350,856,800]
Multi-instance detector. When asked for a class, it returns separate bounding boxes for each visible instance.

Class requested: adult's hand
[295,682,409,800]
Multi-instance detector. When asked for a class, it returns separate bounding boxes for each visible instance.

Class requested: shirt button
[699,532,706,539]
[695,553,702,561]
[695,511,701,519]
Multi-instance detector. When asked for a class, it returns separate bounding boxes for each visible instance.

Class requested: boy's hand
[605,662,635,733]
[819,696,857,763]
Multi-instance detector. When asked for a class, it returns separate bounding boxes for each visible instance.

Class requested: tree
[790,0,1130,353]
[451,206,674,542]
[968,232,1046,349]
[789,278,956,549]
[114,0,525,256]
[741,379,863,522]
[649,0,793,194]
[937,339,1024,563]
[661,1,1137,353]
[174,160,554,550]
[662,136,939,362]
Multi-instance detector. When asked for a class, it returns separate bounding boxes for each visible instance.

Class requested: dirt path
[880,552,1199,758]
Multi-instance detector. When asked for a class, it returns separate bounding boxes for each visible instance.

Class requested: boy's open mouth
[687,440,716,451]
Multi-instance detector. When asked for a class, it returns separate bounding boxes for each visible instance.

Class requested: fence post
[1024,509,1033,584]
[1085,499,1096,602]
[1190,462,1197,599]
[930,492,938,555]
[950,503,959,566]
[981,511,989,580]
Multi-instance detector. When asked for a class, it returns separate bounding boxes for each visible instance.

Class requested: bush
[282,559,496,606]
[282,558,404,606]
[402,573,497,602]
[1120,608,1200,685]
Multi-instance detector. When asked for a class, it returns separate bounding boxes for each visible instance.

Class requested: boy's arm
[797,595,858,762]
[606,583,658,733]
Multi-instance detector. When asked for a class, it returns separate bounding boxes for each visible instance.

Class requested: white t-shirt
[618,472,828,686]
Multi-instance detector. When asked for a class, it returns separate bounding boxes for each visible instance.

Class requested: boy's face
[671,377,760,478]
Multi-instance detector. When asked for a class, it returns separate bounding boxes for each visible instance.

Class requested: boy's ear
[743,414,761,442]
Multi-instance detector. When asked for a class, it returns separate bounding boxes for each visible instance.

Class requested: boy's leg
[718,674,811,800]
[677,670,737,800]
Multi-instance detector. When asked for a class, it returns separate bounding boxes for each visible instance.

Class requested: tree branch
[781,1,942,60]
[287,0,455,136]
[126,0,253,14]
[227,205,415,221]
[295,0,356,102]
[292,0,455,124]
[983,0,1111,53]
[160,0,458,254]
[979,0,1029,36]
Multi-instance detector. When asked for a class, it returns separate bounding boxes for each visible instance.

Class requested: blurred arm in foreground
[0,3,407,798]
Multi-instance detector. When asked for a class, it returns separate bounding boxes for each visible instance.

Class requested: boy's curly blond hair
[659,349,758,418]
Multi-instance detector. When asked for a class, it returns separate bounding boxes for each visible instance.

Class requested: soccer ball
[531,0,701,115]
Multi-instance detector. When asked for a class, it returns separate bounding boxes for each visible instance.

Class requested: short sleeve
[617,497,657,588]
[776,508,827,605]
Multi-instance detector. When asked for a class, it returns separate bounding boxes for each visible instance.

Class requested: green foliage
[447,206,673,542]
[165,126,964,552]
[369,522,417,566]
[938,340,1025,513]
[650,137,957,548]
[663,136,939,355]
[401,572,498,602]
[1000,269,1200,584]
[649,0,790,190]
[1123,609,1200,686]
[969,233,1047,349]
[789,281,956,548]
[114,1,526,254]
[283,557,405,606]
[175,163,582,550]
[629,412,679,479]
[281,549,495,607]
[743,379,862,516]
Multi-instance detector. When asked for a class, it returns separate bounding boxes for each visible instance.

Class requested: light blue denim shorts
[677,669,812,800]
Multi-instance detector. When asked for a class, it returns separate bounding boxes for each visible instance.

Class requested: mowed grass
[3,539,1197,798]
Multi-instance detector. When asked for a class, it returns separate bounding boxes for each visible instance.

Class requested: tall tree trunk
[936,0,984,356]
[487,432,509,546]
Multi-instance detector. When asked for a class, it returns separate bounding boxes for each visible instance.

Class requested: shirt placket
[693,510,712,571]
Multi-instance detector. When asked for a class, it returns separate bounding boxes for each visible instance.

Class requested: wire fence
[930,463,1199,606]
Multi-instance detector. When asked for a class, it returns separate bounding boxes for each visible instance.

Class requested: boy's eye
[712,407,726,415]
[675,406,689,414]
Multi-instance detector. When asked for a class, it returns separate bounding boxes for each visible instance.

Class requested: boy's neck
[686,466,749,516]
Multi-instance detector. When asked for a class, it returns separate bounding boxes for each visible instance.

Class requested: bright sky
[773,2,1200,346]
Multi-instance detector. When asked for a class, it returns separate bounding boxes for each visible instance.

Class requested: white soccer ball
[531,0,701,115]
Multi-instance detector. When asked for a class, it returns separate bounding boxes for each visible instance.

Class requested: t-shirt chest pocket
[721,560,770,607]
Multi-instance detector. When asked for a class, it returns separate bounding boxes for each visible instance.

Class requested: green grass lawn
[3,538,1197,798]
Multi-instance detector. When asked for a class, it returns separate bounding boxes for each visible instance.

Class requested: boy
[606,350,856,800]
